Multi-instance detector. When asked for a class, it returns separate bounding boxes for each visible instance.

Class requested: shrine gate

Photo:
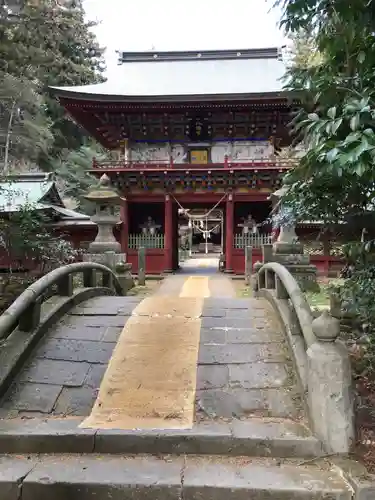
[52,47,298,274]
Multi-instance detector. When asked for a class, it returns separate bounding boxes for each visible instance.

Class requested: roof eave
[51,88,290,103]
[39,183,65,208]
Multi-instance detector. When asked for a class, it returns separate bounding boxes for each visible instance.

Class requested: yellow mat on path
[80,276,210,430]
[179,275,211,298]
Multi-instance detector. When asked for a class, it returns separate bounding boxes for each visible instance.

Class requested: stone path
[0,269,302,423]
[0,296,142,418]
[196,297,301,421]
[156,257,237,298]
[179,257,220,274]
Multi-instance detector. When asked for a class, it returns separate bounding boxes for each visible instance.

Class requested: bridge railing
[257,262,317,348]
[0,262,123,340]
[256,261,354,455]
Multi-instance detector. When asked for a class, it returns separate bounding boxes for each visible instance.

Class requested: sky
[83,0,285,78]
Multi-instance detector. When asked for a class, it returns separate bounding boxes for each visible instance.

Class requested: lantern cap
[83,174,123,204]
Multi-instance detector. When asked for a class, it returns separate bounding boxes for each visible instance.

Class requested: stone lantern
[82,174,134,292]
[83,173,122,254]
[265,183,318,292]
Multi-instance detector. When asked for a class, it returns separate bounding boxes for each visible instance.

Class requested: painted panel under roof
[128,141,275,164]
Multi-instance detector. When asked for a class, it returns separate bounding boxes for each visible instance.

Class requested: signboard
[190,150,208,164]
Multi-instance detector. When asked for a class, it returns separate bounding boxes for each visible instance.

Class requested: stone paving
[0,271,303,423]
[196,297,301,421]
[0,296,142,418]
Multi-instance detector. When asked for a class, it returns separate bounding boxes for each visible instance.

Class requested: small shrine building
[51,47,307,274]
[0,173,96,269]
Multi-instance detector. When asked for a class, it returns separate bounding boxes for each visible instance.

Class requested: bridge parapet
[256,261,355,455]
[0,262,123,339]
[0,262,124,401]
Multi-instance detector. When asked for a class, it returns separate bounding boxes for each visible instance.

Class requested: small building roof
[0,173,94,226]
[0,173,61,212]
[51,47,286,101]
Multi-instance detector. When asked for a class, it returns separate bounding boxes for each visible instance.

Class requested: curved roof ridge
[118,47,281,63]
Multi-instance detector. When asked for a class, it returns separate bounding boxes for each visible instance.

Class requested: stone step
[0,417,324,458]
[2,454,352,500]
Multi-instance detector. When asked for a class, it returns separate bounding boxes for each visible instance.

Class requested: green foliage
[276,0,375,382]
[0,0,105,171]
[0,200,80,273]
[277,0,375,226]
[0,73,53,172]
[336,264,375,378]
[52,143,108,213]
[284,29,323,70]
[0,1,104,84]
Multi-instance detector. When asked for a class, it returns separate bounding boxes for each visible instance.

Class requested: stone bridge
[0,260,369,500]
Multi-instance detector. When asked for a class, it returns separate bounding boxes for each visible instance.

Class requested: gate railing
[128,234,165,249]
[0,262,123,340]
[234,233,272,249]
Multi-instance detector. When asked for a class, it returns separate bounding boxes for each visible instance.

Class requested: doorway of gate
[176,201,225,273]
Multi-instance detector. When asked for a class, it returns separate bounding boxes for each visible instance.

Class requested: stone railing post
[102,270,113,289]
[83,268,96,288]
[262,244,273,263]
[265,269,275,289]
[307,310,354,454]
[19,296,42,332]
[115,262,134,294]
[138,247,146,286]
[275,275,288,299]
[244,245,252,285]
[253,244,273,276]
[57,274,73,297]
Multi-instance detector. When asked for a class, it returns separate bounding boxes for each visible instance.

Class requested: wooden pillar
[164,194,173,272]
[120,198,129,255]
[225,193,234,273]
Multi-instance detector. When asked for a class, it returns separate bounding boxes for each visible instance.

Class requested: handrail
[0,262,123,340]
[91,158,296,171]
[257,262,316,348]
[256,262,354,455]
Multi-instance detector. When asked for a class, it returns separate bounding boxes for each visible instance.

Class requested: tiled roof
[51,47,286,101]
[0,173,92,223]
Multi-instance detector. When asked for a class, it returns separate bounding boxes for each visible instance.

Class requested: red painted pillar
[120,198,128,255]
[164,194,173,272]
[225,193,234,272]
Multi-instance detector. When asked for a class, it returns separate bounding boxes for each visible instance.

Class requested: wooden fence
[128,234,165,249]
[233,233,272,249]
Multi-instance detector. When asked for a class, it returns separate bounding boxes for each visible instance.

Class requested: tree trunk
[4,100,16,175]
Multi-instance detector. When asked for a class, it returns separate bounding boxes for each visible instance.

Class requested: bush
[0,201,81,274]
